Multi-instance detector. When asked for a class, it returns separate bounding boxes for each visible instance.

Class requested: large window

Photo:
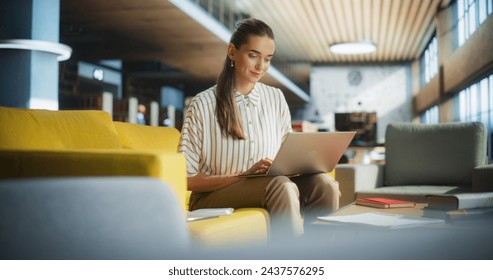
[420,35,438,86]
[420,105,440,124]
[455,74,493,124]
[453,74,493,160]
[418,34,439,122]
[455,0,493,49]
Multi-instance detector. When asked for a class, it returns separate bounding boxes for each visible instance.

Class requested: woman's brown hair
[216,18,274,139]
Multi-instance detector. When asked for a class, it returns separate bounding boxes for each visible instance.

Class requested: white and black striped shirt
[179,82,292,176]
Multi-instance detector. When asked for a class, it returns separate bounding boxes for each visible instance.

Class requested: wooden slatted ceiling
[61,0,445,103]
[236,0,442,63]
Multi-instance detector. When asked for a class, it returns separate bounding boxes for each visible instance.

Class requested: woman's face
[229,35,275,94]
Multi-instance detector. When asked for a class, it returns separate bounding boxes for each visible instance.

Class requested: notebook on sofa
[238,131,356,177]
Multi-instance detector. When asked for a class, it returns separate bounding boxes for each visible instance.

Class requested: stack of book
[355,197,416,209]
[422,193,493,223]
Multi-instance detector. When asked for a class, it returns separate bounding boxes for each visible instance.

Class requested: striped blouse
[179,82,292,176]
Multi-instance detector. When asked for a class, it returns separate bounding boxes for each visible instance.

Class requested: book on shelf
[426,192,493,210]
[422,207,493,223]
[187,208,234,222]
[355,197,416,209]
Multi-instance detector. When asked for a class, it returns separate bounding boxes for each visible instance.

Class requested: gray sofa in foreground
[0,177,190,259]
[335,122,492,206]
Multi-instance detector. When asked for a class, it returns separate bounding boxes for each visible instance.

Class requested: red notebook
[355,198,416,209]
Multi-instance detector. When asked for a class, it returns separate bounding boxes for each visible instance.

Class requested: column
[0,0,70,109]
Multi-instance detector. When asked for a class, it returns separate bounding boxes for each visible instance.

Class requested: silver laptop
[239,131,356,177]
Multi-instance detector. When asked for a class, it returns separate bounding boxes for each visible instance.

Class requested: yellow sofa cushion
[113,121,180,152]
[188,208,270,247]
[0,106,121,150]
[0,149,187,209]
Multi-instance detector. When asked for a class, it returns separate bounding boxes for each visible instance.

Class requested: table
[302,202,493,259]
[322,202,428,217]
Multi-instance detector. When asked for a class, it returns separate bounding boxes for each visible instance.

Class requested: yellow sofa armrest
[0,149,187,209]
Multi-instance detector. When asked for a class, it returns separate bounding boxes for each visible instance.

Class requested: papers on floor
[318,212,445,229]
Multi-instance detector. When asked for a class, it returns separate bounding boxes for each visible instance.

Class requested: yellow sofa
[0,106,269,247]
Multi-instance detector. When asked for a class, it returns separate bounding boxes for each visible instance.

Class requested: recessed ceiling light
[329,41,377,55]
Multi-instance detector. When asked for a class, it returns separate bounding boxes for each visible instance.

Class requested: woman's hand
[188,158,273,192]
[188,173,243,192]
[240,158,273,176]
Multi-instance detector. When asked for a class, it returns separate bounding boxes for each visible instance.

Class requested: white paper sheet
[318,212,445,229]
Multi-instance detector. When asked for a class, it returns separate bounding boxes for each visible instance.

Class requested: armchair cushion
[188,208,270,247]
[384,122,487,186]
[114,121,180,151]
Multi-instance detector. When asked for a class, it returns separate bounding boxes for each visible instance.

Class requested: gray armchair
[336,122,491,206]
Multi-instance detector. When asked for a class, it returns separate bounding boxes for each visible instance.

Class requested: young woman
[179,18,340,238]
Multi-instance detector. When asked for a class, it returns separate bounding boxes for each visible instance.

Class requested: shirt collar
[234,84,260,107]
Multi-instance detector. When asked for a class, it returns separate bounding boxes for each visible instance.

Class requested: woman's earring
[230,60,234,68]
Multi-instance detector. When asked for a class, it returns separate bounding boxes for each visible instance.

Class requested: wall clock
[348,70,362,86]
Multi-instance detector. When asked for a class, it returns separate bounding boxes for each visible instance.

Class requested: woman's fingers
[243,158,273,175]
[254,158,272,174]
[259,158,272,168]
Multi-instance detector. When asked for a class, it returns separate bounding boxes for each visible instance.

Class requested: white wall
[307,64,413,143]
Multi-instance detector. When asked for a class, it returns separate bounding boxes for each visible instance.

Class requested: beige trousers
[189,173,340,238]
